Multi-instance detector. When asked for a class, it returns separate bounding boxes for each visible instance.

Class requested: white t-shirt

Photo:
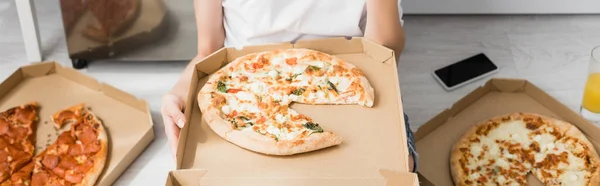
[222,0,403,49]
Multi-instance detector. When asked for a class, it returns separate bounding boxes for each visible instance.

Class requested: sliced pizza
[198,49,375,155]
[0,103,38,183]
[451,113,600,186]
[29,104,109,186]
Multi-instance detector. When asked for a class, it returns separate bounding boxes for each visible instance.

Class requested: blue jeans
[404,113,418,173]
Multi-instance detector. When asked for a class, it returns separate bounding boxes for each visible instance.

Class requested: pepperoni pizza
[451,113,600,186]
[0,103,108,186]
[0,103,38,183]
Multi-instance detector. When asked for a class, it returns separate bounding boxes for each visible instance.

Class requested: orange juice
[582,73,600,113]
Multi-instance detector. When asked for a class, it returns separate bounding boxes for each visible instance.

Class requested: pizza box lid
[174,37,419,185]
[414,78,600,186]
[0,62,155,185]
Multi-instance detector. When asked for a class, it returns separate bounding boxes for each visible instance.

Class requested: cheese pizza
[451,113,600,186]
[198,48,375,155]
[0,103,108,186]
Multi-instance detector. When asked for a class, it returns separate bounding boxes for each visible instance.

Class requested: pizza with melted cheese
[0,103,108,186]
[451,113,600,186]
[0,103,38,183]
[197,48,375,155]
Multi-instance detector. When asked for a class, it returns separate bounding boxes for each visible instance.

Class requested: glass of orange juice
[581,46,600,122]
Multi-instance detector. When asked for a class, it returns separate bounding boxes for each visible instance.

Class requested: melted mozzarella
[468,172,481,180]
[271,58,284,66]
[267,125,282,137]
[336,78,352,92]
[275,114,286,123]
[280,130,299,140]
[268,70,278,78]
[239,103,260,113]
[305,61,324,68]
[496,158,510,168]
[221,105,232,115]
[235,91,255,101]
[250,82,266,94]
[230,71,240,78]
[292,65,306,74]
[288,95,299,101]
[557,170,586,186]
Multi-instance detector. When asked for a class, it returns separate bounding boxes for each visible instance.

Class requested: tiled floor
[2,0,600,185]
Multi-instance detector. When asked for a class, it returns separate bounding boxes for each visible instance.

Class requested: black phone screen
[434,53,498,87]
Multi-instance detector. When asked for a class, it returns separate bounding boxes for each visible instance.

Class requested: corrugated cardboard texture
[415,78,600,186]
[176,37,415,185]
[166,169,420,186]
[0,62,154,186]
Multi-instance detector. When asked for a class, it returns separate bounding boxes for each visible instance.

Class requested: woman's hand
[161,55,209,158]
[162,0,224,160]
[161,92,186,158]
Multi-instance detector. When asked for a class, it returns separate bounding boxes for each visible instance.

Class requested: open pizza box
[0,62,155,185]
[169,37,420,186]
[414,78,600,186]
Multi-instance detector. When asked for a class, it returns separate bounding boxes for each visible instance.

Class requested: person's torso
[222,0,367,48]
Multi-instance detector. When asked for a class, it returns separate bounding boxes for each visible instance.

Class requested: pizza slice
[0,103,38,183]
[26,104,108,186]
[0,161,34,186]
[199,91,341,155]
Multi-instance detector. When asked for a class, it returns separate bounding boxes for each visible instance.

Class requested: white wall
[402,0,600,14]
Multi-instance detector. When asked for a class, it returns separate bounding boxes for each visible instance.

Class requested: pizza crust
[450,118,481,186]
[225,129,342,155]
[197,92,234,140]
[79,112,109,186]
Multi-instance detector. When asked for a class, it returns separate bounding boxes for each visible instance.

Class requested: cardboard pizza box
[172,37,420,185]
[414,78,600,186]
[0,62,155,185]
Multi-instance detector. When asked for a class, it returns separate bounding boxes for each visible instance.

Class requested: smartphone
[432,53,499,91]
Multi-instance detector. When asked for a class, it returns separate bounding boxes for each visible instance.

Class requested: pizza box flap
[414,78,600,186]
[0,61,155,185]
[165,169,420,186]
[176,37,414,185]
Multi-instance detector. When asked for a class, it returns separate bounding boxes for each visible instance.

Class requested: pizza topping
[351,68,364,76]
[52,167,65,178]
[57,156,78,169]
[305,65,323,76]
[54,111,77,127]
[73,160,93,173]
[31,172,49,185]
[226,89,242,94]
[217,81,227,93]
[0,119,9,135]
[64,171,83,183]
[285,57,297,66]
[83,140,102,154]
[14,107,35,124]
[303,122,323,133]
[42,155,59,169]
[7,127,30,141]
[291,88,305,96]
[327,81,338,93]
[77,125,98,145]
